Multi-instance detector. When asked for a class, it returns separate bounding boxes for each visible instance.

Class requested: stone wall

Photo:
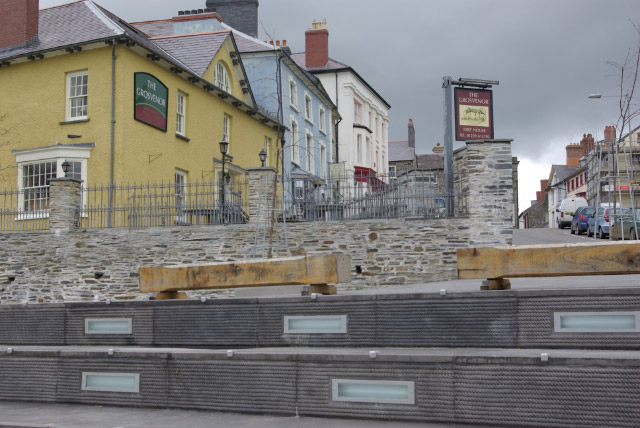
[0,140,514,304]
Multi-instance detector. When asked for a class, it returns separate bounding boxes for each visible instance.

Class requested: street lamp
[259,149,267,167]
[219,138,229,222]
[61,160,71,178]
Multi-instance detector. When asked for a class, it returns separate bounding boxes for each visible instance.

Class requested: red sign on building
[454,88,494,141]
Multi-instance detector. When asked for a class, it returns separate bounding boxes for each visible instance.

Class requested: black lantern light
[61,160,71,177]
[259,149,267,167]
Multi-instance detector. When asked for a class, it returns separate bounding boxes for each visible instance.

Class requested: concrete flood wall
[0,346,638,428]
[0,139,514,304]
[2,288,640,350]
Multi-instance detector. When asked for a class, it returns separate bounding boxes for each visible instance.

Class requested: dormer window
[215,61,231,93]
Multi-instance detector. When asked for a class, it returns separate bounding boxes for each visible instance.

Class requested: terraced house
[0,0,280,227]
[131,8,341,216]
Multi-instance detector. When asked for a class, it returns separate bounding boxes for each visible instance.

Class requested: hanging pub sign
[134,72,168,132]
[454,87,494,141]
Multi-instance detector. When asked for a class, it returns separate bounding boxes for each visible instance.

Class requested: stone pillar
[49,177,82,232]
[465,139,514,245]
[247,167,277,224]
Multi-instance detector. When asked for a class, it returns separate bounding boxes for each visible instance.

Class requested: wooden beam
[458,241,640,279]
[139,254,351,293]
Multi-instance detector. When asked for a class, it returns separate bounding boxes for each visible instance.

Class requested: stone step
[0,345,638,428]
[1,287,640,350]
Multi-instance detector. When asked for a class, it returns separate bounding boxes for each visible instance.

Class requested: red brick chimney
[580,133,594,154]
[604,125,616,143]
[565,143,583,167]
[305,20,328,68]
[0,0,39,50]
[540,179,549,191]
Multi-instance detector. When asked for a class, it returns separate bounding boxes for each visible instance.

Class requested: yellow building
[0,0,280,225]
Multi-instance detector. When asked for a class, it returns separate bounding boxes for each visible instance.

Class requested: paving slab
[0,401,494,428]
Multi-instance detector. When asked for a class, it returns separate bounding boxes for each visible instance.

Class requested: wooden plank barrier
[458,241,640,290]
[139,254,351,298]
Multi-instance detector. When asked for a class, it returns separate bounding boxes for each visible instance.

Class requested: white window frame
[304,92,313,123]
[14,145,92,218]
[306,130,314,175]
[291,117,299,164]
[223,114,231,153]
[289,78,298,111]
[215,61,231,93]
[176,91,187,136]
[320,144,326,179]
[354,101,361,124]
[66,70,88,122]
[319,107,326,134]
[356,134,363,165]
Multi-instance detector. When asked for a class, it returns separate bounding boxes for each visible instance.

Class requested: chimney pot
[191,10,198,14]
[283,40,287,46]
[178,10,184,15]
[198,9,204,14]
[276,40,281,46]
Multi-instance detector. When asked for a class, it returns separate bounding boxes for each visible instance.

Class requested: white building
[291,21,391,193]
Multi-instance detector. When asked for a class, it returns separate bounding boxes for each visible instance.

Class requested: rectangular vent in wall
[284,315,347,334]
[331,379,415,405]
[85,318,133,335]
[554,311,640,333]
[81,373,140,393]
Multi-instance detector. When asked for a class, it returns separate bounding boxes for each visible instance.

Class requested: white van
[557,197,588,229]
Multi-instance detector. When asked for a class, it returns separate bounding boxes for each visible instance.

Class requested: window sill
[290,104,299,113]
[176,133,190,142]
[15,212,50,220]
[60,118,90,125]
[305,117,314,126]
[319,128,327,136]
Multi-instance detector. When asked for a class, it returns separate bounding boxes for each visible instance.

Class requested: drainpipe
[108,41,116,228]
[334,70,340,163]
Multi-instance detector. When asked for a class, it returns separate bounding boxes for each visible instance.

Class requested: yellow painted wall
[0,43,278,189]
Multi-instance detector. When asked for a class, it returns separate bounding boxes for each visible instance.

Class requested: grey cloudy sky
[40,0,640,211]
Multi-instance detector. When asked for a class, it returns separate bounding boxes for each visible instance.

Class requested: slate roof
[289,52,390,109]
[289,53,348,72]
[551,165,579,183]
[129,20,173,38]
[416,154,444,170]
[388,141,414,162]
[0,1,123,60]
[152,31,230,76]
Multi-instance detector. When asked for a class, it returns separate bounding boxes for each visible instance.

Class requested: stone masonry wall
[0,140,513,304]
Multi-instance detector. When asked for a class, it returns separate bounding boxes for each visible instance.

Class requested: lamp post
[219,138,229,222]
[259,149,267,167]
[61,160,71,178]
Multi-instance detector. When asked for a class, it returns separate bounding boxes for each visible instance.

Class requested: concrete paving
[0,401,493,428]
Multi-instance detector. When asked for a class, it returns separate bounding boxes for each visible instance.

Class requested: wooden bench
[457,241,640,290]
[139,254,351,299]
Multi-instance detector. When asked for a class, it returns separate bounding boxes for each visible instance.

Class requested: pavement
[0,401,491,428]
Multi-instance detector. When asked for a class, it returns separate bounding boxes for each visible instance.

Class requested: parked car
[588,207,632,239]
[557,197,588,229]
[610,208,640,240]
[570,206,596,235]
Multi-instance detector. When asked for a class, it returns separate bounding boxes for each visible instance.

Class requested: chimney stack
[408,119,415,149]
[565,143,583,167]
[305,20,329,68]
[604,125,616,143]
[0,0,39,51]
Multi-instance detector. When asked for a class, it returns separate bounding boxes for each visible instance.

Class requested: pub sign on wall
[134,72,168,132]
[454,87,494,141]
